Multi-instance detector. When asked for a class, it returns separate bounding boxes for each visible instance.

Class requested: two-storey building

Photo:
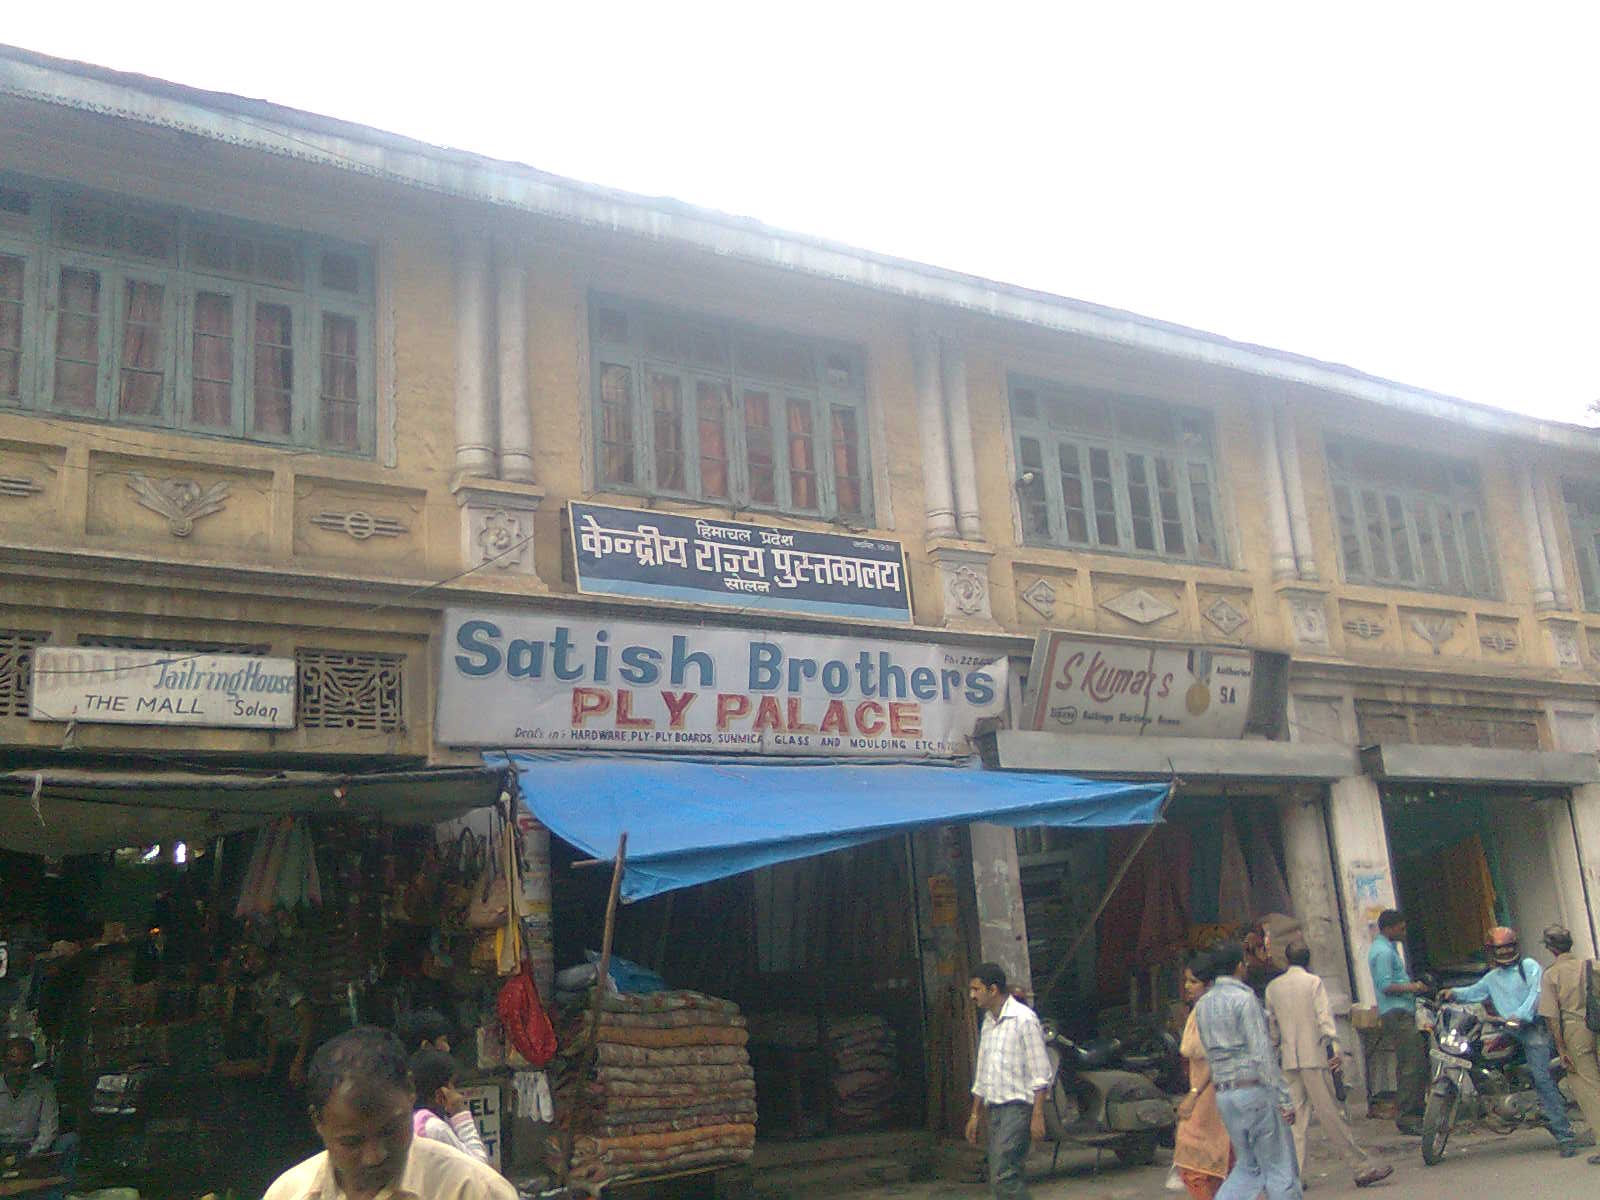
[3,44,1600,1175]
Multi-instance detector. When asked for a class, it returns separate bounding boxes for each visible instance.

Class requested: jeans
[986,1101,1032,1200]
[1215,1086,1302,1200]
[1513,1023,1574,1145]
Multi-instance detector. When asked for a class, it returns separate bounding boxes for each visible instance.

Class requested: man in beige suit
[1265,942,1392,1188]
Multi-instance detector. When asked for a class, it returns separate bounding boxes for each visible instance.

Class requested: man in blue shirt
[1365,909,1428,1134]
[1193,942,1301,1199]
[1441,926,1577,1156]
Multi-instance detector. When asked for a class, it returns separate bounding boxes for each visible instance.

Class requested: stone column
[1256,397,1298,581]
[453,237,496,479]
[495,254,535,484]
[1278,787,1352,1007]
[1532,469,1573,611]
[940,338,983,540]
[969,822,1032,999]
[913,327,958,539]
[1276,404,1318,580]
[1517,464,1558,611]
[1571,784,1600,955]
[1325,775,1397,1009]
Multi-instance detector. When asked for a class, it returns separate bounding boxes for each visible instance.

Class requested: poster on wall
[1022,632,1255,739]
[569,501,912,623]
[30,647,296,729]
[437,609,1007,757]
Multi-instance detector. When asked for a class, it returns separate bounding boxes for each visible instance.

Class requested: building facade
[3,44,1600,1127]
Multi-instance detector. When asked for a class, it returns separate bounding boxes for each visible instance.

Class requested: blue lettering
[593,629,610,683]
[821,661,850,695]
[671,635,715,688]
[618,645,662,686]
[454,620,502,676]
[910,667,937,700]
[506,639,545,679]
[940,668,963,700]
[748,642,782,691]
[787,657,819,693]
[964,670,996,706]
[877,652,907,700]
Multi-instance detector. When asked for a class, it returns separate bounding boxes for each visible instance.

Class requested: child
[410,1048,492,1165]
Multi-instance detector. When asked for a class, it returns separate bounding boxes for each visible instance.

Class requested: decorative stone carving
[126,472,230,537]
[1020,577,1057,620]
[310,510,407,541]
[1203,597,1248,636]
[928,545,997,627]
[1480,630,1518,654]
[454,481,544,582]
[0,475,43,499]
[1343,617,1385,640]
[946,564,988,617]
[1284,590,1330,649]
[1548,622,1583,668]
[1409,613,1457,654]
[1102,587,1178,626]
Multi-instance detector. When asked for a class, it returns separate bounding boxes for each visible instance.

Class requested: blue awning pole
[1037,780,1178,1006]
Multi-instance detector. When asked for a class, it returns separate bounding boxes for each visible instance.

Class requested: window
[588,296,872,520]
[1008,375,1226,563]
[1325,437,1497,598]
[1564,480,1600,612]
[0,174,374,454]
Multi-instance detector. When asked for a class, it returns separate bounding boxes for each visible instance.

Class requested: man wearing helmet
[1538,925,1600,1163]
[1442,926,1578,1156]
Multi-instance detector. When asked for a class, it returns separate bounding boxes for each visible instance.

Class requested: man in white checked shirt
[966,962,1053,1200]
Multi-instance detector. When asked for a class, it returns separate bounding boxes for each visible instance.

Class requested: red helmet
[1486,926,1520,969]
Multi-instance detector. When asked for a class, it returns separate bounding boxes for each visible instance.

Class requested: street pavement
[835,1117,1590,1200]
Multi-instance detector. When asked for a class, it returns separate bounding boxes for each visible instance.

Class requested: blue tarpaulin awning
[492,752,1169,902]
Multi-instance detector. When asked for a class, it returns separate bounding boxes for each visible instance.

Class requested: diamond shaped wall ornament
[1020,577,1057,620]
[1409,613,1457,654]
[1203,597,1247,636]
[1102,587,1178,626]
[1343,617,1385,641]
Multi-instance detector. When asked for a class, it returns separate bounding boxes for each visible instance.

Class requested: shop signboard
[29,647,296,729]
[460,1083,501,1170]
[569,501,912,623]
[437,608,1007,757]
[1022,632,1255,739]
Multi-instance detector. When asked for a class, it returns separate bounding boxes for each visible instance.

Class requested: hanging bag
[1584,960,1600,1034]
[496,962,557,1067]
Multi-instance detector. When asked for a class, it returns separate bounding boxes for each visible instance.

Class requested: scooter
[1039,1019,1178,1166]
[1418,996,1565,1165]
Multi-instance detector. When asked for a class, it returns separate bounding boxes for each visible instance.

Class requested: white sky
[10,4,1600,425]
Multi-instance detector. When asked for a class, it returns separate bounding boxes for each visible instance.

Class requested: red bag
[497,963,557,1067]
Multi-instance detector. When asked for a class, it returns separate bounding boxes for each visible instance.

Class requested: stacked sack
[553,991,757,1190]
[824,1013,898,1130]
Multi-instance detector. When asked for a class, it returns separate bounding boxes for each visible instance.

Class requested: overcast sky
[11,4,1599,425]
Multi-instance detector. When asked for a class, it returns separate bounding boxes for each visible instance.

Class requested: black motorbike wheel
[1421,1088,1458,1166]
[1112,1133,1159,1165]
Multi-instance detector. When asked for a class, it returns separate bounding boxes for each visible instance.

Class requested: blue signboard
[569,502,912,623]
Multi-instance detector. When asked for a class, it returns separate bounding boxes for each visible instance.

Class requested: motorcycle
[1418,997,1565,1165]
[1039,1019,1178,1167]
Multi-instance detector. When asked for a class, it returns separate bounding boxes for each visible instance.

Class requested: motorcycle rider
[1441,926,1577,1157]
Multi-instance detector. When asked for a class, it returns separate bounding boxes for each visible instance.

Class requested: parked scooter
[1039,1019,1178,1166]
[1418,995,1566,1165]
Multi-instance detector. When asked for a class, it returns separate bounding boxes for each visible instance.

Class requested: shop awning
[0,765,508,857]
[494,752,1169,902]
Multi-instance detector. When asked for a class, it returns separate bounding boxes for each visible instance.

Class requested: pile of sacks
[554,990,757,1190]
[824,1014,898,1130]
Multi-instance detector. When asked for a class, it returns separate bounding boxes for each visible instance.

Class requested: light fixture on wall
[1015,470,1038,489]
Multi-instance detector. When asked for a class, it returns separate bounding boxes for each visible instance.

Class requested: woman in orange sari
[1173,951,1233,1199]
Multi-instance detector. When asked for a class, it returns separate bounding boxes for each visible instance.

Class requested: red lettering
[819,700,849,734]
[1054,651,1085,691]
[571,687,612,727]
[888,702,921,736]
[716,693,750,730]
[786,698,817,733]
[1157,672,1173,699]
[615,689,653,728]
[855,700,886,735]
[753,696,784,732]
[660,690,697,729]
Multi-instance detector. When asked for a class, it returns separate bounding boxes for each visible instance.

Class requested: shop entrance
[1018,792,1293,1040]
[1380,784,1586,975]
[550,833,925,1143]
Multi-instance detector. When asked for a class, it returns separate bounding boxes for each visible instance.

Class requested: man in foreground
[1193,942,1301,1199]
[1366,909,1428,1134]
[263,1026,514,1200]
[0,1038,77,1190]
[1443,926,1579,1156]
[965,963,1052,1200]
[1264,942,1391,1187]
[1538,925,1600,1165]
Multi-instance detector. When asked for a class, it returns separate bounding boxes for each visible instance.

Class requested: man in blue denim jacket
[1194,942,1302,1199]
[1442,926,1578,1156]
